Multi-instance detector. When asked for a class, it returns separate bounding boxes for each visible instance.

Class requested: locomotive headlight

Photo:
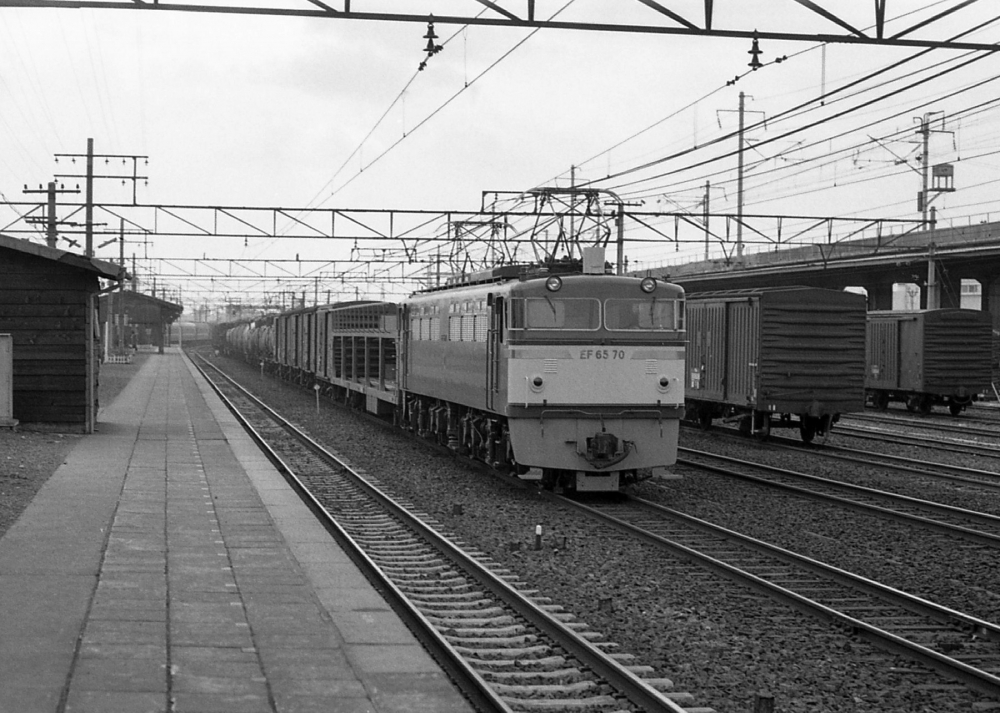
[545,275,563,292]
[530,375,544,392]
[640,277,657,293]
[657,375,671,393]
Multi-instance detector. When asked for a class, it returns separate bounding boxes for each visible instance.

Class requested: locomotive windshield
[508,296,683,332]
[509,298,601,330]
[605,299,683,331]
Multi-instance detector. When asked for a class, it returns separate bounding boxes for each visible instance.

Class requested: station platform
[0,350,474,713]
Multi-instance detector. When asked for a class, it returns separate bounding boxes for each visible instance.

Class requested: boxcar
[866,309,993,415]
[685,286,867,442]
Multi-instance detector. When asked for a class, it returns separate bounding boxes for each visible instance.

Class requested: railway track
[846,411,999,440]
[833,425,1000,459]
[677,448,1000,548]
[552,493,1000,699]
[761,437,1000,492]
[192,355,712,713]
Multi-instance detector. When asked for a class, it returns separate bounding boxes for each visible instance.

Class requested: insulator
[748,33,763,70]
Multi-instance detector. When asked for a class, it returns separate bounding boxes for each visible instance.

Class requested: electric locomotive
[400,255,686,492]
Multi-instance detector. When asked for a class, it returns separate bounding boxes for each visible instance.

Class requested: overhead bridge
[638,220,1000,329]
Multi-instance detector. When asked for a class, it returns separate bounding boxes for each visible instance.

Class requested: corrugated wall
[922,310,993,393]
[757,291,867,413]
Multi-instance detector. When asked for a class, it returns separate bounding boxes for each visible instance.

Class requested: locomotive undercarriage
[397,393,645,491]
[399,393,525,475]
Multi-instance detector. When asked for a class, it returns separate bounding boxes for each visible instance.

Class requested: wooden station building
[100,290,184,357]
[0,234,124,433]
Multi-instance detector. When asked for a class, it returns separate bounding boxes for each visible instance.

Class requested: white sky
[1,1,999,311]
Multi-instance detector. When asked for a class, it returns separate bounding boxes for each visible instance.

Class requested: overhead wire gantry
[0,0,997,51]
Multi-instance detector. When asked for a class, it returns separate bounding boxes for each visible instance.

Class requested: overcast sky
[1,1,999,309]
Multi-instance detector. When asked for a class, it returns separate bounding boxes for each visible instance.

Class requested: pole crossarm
[0,0,996,50]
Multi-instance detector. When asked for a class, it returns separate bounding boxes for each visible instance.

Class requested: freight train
[217,258,686,493]
[683,287,868,442]
[865,308,994,415]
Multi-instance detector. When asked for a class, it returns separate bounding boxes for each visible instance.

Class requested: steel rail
[847,411,1000,438]
[552,493,1000,698]
[190,355,514,713]
[678,448,1000,547]
[767,438,1000,492]
[192,353,690,713]
[834,424,1000,458]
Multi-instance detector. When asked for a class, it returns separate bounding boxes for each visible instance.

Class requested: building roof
[100,290,185,324]
[0,233,126,281]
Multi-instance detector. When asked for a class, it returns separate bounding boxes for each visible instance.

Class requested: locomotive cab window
[605,299,683,331]
[509,298,600,331]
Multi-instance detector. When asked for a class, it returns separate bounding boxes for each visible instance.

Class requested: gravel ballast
[206,351,1000,713]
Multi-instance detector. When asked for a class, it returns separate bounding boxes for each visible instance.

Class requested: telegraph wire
[597,47,998,199]
[576,15,1000,193]
[622,85,1000,208]
[323,0,577,203]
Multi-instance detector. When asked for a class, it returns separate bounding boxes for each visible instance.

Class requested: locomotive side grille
[645,360,658,374]
[543,359,558,373]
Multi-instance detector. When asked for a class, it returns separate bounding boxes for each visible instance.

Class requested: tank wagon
[222,260,687,492]
[685,286,867,442]
[866,308,993,415]
[222,315,275,365]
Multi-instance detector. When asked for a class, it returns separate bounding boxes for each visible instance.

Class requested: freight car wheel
[873,392,889,410]
[698,410,713,430]
[753,413,770,441]
[949,401,964,417]
[907,394,932,415]
[799,418,817,444]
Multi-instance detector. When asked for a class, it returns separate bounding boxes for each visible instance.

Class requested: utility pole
[913,111,954,309]
[703,181,711,261]
[569,165,576,241]
[736,91,746,264]
[915,111,953,230]
[118,219,126,355]
[54,139,149,258]
[22,182,80,248]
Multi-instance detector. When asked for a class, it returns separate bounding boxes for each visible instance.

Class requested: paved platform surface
[0,350,474,713]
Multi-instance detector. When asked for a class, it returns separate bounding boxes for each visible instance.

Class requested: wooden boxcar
[685,286,867,442]
[866,309,993,415]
